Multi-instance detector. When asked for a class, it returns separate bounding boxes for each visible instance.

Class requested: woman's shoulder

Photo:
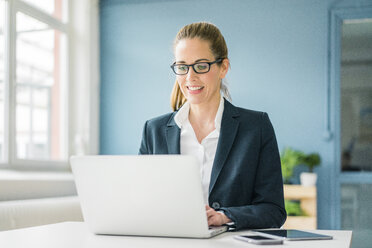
[145,111,177,128]
[225,100,268,120]
[226,102,275,134]
[237,106,266,116]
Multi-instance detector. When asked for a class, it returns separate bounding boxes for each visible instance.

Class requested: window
[1,0,99,170]
[15,11,68,161]
[1,0,69,167]
[0,0,6,161]
[21,0,67,21]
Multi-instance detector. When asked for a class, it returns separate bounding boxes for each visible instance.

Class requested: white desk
[0,222,352,248]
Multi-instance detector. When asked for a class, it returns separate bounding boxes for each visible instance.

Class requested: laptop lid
[71,155,218,238]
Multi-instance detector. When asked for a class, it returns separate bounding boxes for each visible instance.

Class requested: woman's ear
[219,58,229,79]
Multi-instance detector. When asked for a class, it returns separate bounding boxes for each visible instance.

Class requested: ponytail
[220,78,231,102]
[170,81,186,111]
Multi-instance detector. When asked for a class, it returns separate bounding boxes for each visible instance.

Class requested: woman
[139,22,286,230]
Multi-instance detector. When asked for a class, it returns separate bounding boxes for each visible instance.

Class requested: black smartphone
[234,234,284,245]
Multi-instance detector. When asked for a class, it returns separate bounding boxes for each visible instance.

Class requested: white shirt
[174,97,224,204]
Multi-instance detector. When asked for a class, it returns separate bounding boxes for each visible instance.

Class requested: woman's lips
[187,85,204,94]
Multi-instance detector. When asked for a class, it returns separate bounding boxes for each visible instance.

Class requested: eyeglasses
[170,58,223,75]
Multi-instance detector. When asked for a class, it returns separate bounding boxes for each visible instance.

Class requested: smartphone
[234,234,284,245]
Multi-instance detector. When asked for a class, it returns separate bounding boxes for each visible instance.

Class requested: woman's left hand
[205,205,231,226]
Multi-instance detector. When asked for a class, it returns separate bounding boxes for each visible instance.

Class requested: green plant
[281,148,322,182]
[285,200,305,216]
[302,153,321,173]
[280,147,305,184]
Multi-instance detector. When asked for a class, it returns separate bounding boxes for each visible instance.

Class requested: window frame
[0,0,99,171]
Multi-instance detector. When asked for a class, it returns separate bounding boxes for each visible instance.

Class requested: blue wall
[99,0,342,229]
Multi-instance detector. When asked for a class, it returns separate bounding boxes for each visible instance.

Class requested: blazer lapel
[166,113,181,154]
[209,100,240,194]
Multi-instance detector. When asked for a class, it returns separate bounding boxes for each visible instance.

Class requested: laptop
[70,155,227,238]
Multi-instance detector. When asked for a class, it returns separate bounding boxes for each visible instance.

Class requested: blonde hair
[170,22,231,111]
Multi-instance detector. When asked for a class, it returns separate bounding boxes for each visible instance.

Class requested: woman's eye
[177,65,187,71]
[196,64,208,71]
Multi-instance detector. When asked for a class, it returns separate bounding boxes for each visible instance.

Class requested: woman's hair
[170,22,231,111]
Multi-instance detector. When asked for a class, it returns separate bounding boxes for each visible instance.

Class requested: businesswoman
[139,22,286,230]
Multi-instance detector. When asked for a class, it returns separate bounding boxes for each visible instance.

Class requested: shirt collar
[174,96,225,132]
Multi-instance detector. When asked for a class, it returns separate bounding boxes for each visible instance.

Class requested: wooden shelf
[283,216,316,229]
[283,184,317,229]
[284,185,316,199]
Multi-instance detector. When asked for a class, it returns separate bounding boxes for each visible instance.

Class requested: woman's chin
[186,97,205,105]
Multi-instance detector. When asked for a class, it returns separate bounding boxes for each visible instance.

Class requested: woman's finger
[208,216,216,226]
[208,215,221,226]
[206,209,215,218]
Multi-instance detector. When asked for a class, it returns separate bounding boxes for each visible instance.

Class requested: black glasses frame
[170,58,223,75]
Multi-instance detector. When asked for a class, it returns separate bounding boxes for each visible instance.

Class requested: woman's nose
[186,67,197,80]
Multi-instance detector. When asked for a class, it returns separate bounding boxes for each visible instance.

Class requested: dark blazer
[139,99,286,230]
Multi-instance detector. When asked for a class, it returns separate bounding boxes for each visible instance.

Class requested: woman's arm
[220,113,286,230]
[139,121,149,154]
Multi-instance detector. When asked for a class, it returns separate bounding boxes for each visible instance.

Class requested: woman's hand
[205,205,231,226]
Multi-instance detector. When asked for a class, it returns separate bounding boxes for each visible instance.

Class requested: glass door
[338,15,372,248]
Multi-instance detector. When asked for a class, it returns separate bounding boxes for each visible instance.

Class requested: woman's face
[174,38,228,107]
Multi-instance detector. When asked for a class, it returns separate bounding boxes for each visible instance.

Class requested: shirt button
[212,202,220,209]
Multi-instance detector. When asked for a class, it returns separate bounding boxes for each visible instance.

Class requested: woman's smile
[187,85,204,94]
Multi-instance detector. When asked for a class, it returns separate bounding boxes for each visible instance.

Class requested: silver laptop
[70,155,227,238]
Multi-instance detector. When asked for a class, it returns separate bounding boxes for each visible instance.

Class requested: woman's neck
[188,94,221,131]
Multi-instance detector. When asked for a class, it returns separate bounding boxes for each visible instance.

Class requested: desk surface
[0,222,352,248]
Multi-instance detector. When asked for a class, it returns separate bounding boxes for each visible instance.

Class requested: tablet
[253,229,333,241]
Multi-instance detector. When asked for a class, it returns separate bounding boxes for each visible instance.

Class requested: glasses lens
[174,65,188,75]
[194,63,209,73]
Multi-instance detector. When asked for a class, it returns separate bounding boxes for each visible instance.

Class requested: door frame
[329,4,372,229]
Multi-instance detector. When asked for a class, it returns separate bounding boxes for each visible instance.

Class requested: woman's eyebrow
[175,58,210,64]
